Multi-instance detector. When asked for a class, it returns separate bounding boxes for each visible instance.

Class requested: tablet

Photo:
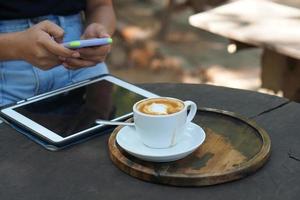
[0,75,159,145]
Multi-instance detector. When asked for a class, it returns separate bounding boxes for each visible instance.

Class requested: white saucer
[116,122,206,162]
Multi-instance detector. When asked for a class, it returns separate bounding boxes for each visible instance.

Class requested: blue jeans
[0,13,109,106]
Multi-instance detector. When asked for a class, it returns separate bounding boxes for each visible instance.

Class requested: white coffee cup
[133,97,197,148]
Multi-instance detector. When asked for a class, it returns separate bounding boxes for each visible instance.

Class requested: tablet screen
[13,80,144,138]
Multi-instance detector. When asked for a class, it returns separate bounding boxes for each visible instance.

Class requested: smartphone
[62,38,113,49]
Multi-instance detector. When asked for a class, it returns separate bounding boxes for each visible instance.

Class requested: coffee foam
[146,103,168,115]
[137,98,184,115]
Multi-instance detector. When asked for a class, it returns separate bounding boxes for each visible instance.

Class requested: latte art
[146,103,168,115]
[137,98,184,115]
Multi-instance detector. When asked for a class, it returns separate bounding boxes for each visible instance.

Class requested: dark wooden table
[0,83,299,200]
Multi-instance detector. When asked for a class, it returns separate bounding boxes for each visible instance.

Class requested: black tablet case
[0,113,115,151]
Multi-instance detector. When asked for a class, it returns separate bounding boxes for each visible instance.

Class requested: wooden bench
[189,0,300,101]
[158,0,228,38]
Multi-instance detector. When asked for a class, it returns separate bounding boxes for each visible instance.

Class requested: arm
[0,32,21,60]
[62,0,116,69]
[85,0,116,35]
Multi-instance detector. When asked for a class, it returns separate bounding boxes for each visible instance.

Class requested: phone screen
[13,80,144,138]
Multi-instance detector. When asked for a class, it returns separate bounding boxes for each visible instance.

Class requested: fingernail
[59,56,66,61]
[101,33,111,38]
[72,52,80,58]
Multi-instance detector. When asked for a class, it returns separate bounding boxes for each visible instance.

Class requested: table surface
[189,0,300,59]
[1,83,300,200]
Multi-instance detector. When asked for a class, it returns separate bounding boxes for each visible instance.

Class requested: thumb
[94,26,110,38]
[81,24,110,39]
[39,20,65,42]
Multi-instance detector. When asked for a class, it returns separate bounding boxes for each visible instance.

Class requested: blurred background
[106,0,300,97]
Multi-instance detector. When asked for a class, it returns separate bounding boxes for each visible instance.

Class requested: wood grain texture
[108,108,271,186]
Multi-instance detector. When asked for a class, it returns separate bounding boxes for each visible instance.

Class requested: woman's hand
[62,23,112,69]
[15,20,80,70]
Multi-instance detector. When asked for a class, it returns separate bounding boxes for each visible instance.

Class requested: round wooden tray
[108,108,271,186]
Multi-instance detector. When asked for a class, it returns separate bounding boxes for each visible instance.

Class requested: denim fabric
[0,13,108,106]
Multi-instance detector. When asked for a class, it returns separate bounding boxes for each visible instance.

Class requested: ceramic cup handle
[184,101,197,123]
